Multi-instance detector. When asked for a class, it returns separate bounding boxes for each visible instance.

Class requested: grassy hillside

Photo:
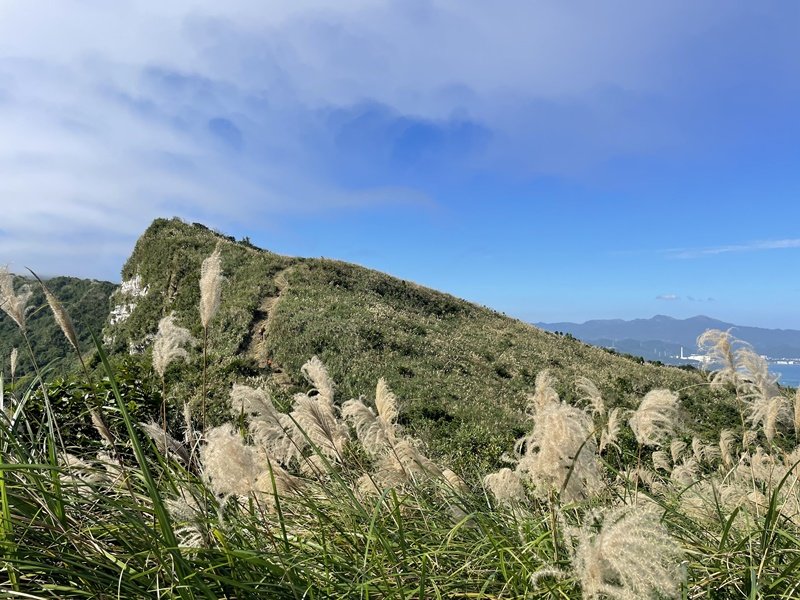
[0,275,116,378]
[104,218,735,471]
[3,218,799,598]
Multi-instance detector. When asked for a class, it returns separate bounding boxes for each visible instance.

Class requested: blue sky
[1,1,799,328]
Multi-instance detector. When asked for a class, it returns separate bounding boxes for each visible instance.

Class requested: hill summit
[103,218,722,470]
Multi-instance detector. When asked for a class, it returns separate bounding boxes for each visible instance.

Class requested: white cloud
[656,293,680,301]
[667,239,800,260]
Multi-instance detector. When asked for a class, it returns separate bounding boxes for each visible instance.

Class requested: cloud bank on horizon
[1,1,799,326]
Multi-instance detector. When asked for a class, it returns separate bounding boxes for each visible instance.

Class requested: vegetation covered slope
[0,275,116,377]
[104,218,734,471]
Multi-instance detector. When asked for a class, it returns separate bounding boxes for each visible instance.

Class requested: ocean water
[771,362,800,388]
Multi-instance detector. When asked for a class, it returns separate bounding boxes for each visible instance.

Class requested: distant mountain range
[535,315,800,364]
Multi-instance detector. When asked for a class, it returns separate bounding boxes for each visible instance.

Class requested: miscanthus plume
[516,374,602,502]
[199,245,224,330]
[572,505,685,600]
[10,347,18,380]
[629,390,678,447]
[697,329,740,388]
[342,378,400,456]
[229,383,301,466]
[31,272,80,356]
[152,315,195,378]
[0,266,33,331]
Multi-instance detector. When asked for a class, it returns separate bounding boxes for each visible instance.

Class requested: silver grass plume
[669,439,687,464]
[748,393,786,444]
[372,438,442,489]
[742,429,758,448]
[670,458,699,488]
[32,272,80,355]
[576,376,604,417]
[599,407,622,454]
[442,468,468,494]
[341,398,390,457]
[291,394,348,462]
[629,390,678,448]
[9,348,17,380]
[166,493,207,549]
[690,437,720,466]
[288,357,347,462]
[140,421,191,465]
[527,369,559,416]
[254,462,305,500]
[152,315,195,378]
[91,409,116,447]
[651,450,672,473]
[573,505,684,600]
[719,429,737,470]
[342,378,399,456]
[230,384,302,466]
[484,468,526,505]
[697,329,740,388]
[201,424,262,497]
[0,266,33,331]
[60,453,109,487]
[301,355,335,405]
[515,399,602,502]
[795,388,800,439]
[736,348,785,442]
[199,245,224,329]
[375,378,399,429]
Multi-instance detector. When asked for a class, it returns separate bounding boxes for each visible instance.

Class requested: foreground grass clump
[2,255,800,598]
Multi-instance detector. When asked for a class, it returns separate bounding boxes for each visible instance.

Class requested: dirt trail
[247,267,293,386]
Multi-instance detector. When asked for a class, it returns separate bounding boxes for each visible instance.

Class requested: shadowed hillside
[103,218,734,471]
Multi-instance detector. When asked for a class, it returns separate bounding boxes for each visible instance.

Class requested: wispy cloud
[666,239,800,259]
[656,293,680,301]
